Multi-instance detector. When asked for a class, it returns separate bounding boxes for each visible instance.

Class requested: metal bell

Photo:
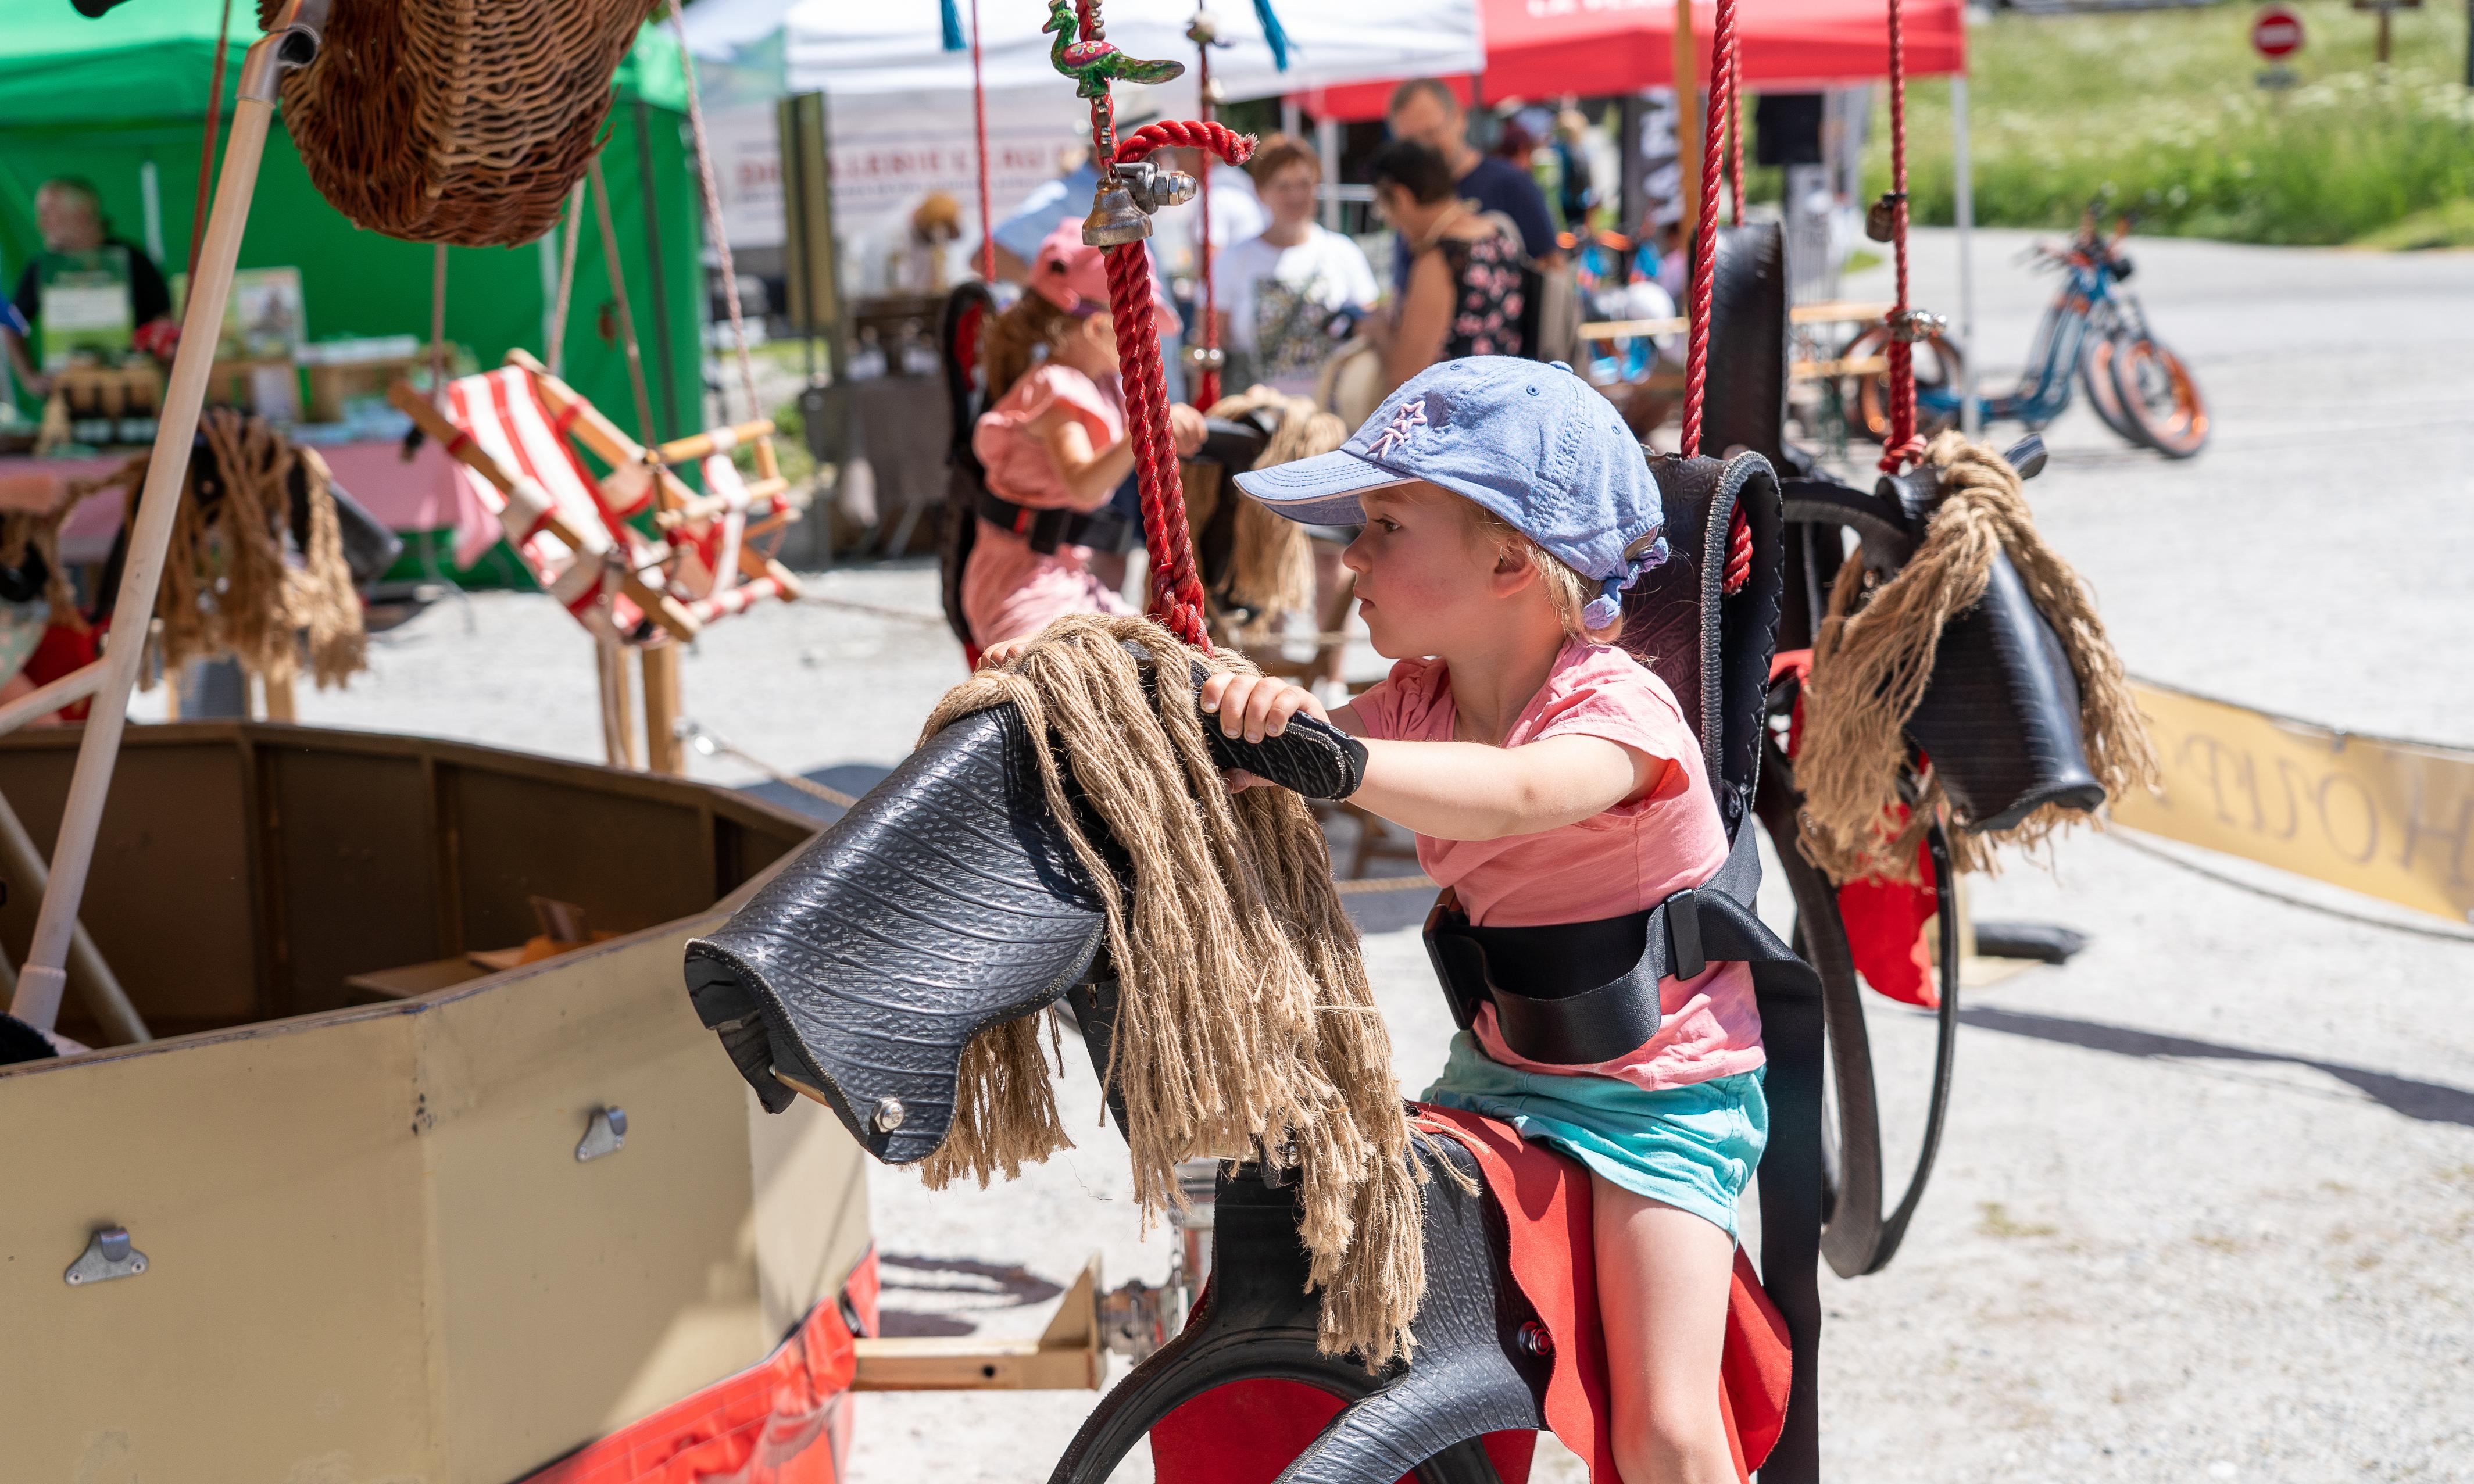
[1865,191,1907,244]
[1083,177,1154,247]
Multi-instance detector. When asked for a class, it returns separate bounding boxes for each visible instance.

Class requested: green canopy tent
[0,0,710,578]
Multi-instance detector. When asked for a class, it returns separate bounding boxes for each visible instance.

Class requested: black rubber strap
[972,484,1135,556]
[1757,738,1961,1280]
[1420,822,1812,1067]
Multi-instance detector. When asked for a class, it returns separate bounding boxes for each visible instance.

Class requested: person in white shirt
[1214,135,1379,398]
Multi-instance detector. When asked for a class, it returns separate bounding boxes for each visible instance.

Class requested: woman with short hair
[1364,139,1525,395]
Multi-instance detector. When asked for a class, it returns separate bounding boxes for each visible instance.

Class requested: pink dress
[1347,638,1765,1091]
[963,364,1132,649]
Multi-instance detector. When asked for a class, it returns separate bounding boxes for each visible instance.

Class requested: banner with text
[2112,680,2474,925]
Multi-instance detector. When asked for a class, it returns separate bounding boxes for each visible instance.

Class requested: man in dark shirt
[5,177,174,400]
[1383,78,1562,292]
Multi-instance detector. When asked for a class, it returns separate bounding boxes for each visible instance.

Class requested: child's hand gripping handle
[1197,691,1367,801]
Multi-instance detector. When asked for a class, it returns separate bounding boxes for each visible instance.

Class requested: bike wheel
[1844,324,1965,445]
[2110,336,2209,458]
[2078,329,2149,449]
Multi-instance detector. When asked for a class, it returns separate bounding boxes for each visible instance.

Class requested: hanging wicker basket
[270,0,663,248]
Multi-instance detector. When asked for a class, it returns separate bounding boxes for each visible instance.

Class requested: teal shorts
[1420,1032,1768,1238]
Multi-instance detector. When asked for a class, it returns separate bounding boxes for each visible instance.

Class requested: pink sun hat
[1027,219,1181,336]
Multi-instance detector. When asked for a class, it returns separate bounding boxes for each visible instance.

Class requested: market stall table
[0,437,498,568]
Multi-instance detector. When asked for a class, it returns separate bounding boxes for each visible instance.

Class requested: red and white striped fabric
[442,368,643,639]
[675,453,750,602]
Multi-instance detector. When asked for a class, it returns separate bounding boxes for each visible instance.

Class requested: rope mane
[913,614,1445,1368]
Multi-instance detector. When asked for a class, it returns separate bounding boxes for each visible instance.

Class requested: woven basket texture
[271,0,663,246]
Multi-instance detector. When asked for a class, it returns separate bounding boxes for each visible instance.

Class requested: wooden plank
[852,1258,1104,1392]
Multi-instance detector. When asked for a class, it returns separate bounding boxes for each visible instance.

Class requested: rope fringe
[1796,432,2157,881]
[138,412,367,695]
[911,614,1441,1368]
[1181,387,1341,642]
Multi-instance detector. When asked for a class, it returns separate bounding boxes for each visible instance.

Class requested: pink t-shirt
[1349,639,1765,1091]
[971,364,1124,511]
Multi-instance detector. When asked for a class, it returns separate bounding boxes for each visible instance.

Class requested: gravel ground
[241,233,2474,1482]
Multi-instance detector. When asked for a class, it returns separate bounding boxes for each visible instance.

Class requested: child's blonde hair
[1464,503,1625,643]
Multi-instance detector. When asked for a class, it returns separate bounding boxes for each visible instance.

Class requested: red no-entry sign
[2253,5,2306,58]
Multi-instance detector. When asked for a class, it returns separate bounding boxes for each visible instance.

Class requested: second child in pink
[962,222,1203,650]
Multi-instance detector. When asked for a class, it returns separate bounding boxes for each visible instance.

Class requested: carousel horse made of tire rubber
[684,223,2111,1483]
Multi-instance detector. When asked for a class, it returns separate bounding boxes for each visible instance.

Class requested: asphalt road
[252,230,2474,1482]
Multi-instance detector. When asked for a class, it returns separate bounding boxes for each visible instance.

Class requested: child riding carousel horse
[977,357,1764,1484]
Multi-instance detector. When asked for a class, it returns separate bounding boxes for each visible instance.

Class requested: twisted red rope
[1878,0,1923,473]
[1674,0,1756,596]
[1112,119,1254,165]
[1104,120,1256,648]
[1676,0,1739,459]
[1103,242,1209,646]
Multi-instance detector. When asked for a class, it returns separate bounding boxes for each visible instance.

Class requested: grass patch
[1976,1201,2059,1239]
[2354,197,2474,249]
[1868,0,2474,245]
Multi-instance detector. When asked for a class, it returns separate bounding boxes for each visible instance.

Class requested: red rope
[1674,0,1756,597]
[190,0,234,282]
[971,0,994,281]
[1112,120,1254,163]
[1104,121,1256,648]
[1878,0,1923,473]
[1104,242,1209,646]
[1676,0,1739,458]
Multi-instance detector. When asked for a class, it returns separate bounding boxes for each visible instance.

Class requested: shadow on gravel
[874,1254,1070,1338]
[1960,1006,2474,1128]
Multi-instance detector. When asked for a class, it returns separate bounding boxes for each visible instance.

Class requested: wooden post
[1674,0,1701,233]
[258,667,297,723]
[641,642,684,775]
[595,639,641,770]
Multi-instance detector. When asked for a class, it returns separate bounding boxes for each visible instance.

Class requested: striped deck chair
[441,366,650,641]
[395,353,800,645]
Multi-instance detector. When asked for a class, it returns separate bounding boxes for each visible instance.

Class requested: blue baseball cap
[1233,357,1668,627]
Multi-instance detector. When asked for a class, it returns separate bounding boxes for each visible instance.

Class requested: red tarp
[1289,0,1966,121]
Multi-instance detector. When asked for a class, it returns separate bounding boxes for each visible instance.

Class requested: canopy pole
[1317,116,1341,231]
[1951,71,1978,437]
[1673,0,1700,233]
[10,17,319,1035]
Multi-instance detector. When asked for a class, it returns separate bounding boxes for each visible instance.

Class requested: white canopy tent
[681,0,1477,288]
[770,0,1479,106]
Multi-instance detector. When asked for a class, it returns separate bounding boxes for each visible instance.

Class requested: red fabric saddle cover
[1150,1109,1792,1482]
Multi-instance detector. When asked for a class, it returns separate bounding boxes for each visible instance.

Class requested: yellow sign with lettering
[2111,681,2474,925]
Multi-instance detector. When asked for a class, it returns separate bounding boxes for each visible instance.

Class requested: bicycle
[1842,206,2209,459]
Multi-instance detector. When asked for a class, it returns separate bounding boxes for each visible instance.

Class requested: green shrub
[1868,0,2474,245]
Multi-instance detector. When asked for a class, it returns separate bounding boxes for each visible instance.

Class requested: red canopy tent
[1287,0,1965,119]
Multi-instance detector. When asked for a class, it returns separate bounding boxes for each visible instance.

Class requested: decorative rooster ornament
[1043,0,1185,99]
